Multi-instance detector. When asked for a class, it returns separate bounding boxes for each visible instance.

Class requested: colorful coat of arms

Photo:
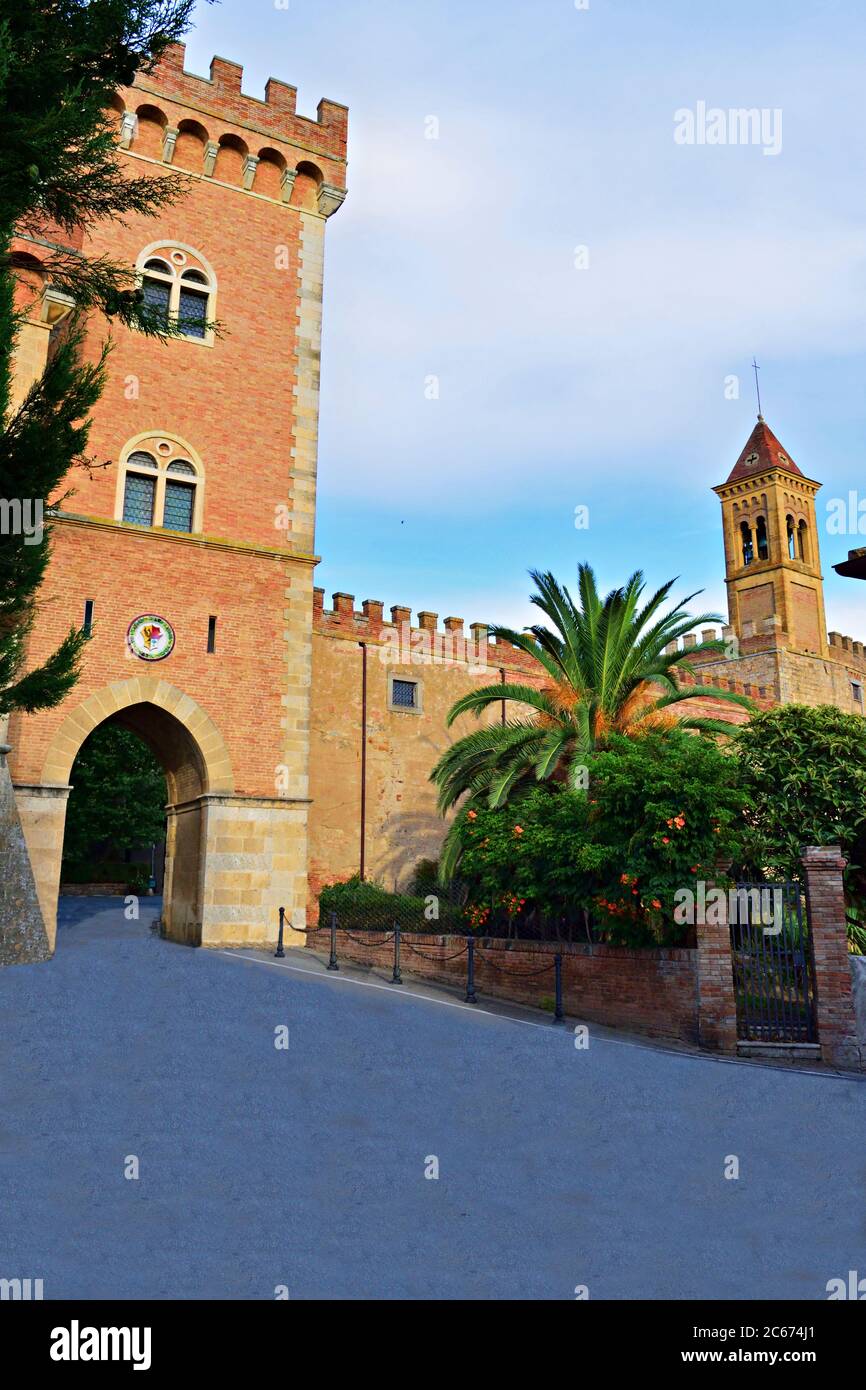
[127,614,176,661]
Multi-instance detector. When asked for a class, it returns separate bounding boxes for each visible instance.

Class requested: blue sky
[185,0,866,637]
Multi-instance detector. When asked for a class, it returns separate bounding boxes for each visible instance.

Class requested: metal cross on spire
[752,357,764,421]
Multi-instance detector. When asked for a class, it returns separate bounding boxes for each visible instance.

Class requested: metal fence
[274,907,567,1022]
[316,880,599,944]
[728,882,817,1043]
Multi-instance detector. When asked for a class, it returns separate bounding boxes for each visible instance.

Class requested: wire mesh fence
[315,875,600,944]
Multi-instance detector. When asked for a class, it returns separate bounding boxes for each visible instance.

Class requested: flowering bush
[576,732,747,945]
[455,784,592,928]
[450,731,747,946]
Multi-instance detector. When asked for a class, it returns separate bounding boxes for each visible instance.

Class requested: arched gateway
[11,674,307,954]
[42,678,232,947]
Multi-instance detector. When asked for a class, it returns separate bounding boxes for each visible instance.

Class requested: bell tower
[714,417,828,656]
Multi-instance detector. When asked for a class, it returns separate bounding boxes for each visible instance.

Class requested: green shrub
[318,874,462,933]
[448,731,748,946]
[735,705,866,952]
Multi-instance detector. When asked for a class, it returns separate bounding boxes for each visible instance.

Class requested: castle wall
[308,593,543,908]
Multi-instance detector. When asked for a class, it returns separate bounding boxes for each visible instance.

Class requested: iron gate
[728,882,817,1043]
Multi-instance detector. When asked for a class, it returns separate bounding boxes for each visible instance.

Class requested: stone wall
[0,747,50,966]
[308,593,544,910]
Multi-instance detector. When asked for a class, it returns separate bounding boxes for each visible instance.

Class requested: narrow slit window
[740,521,754,567]
[82,599,94,635]
[207,615,217,653]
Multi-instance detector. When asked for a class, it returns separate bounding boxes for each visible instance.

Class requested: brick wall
[6,45,348,951]
[305,927,700,1043]
[802,847,864,1070]
[695,914,738,1052]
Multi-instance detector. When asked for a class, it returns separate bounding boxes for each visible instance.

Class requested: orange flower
[467,810,477,821]
[662,837,670,845]
[651,899,662,910]
[513,825,524,835]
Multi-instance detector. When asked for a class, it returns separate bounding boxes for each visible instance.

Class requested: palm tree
[432,565,752,854]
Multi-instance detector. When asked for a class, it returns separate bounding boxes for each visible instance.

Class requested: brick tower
[687,415,866,713]
[715,416,828,656]
[7,45,348,949]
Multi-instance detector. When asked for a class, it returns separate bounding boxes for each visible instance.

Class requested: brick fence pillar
[696,900,738,1054]
[802,846,863,1071]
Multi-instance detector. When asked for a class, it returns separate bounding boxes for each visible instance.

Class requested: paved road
[1,897,864,1300]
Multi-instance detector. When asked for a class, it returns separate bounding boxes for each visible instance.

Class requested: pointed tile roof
[726,418,803,483]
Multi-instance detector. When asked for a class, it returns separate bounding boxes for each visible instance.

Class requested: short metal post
[465,936,477,1003]
[553,952,564,1023]
[392,921,402,984]
[275,906,285,959]
[327,911,339,971]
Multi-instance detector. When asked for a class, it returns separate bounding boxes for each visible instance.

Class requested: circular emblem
[127,614,175,662]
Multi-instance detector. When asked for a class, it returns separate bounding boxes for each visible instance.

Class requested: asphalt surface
[0,897,863,1300]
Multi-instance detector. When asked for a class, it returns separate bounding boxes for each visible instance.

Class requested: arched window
[121,450,159,526]
[136,245,215,343]
[740,520,754,566]
[163,459,197,531]
[118,438,204,533]
[786,514,796,560]
[756,515,769,561]
[798,519,809,563]
[177,269,209,338]
[140,259,172,329]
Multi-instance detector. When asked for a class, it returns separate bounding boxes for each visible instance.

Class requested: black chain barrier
[403,940,470,962]
[275,909,565,1022]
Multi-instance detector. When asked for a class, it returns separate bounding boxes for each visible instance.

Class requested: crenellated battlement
[313,589,539,672]
[674,664,775,707]
[827,630,866,667]
[125,42,348,168]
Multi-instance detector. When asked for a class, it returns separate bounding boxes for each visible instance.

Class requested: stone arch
[42,677,233,792]
[45,680,234,947]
